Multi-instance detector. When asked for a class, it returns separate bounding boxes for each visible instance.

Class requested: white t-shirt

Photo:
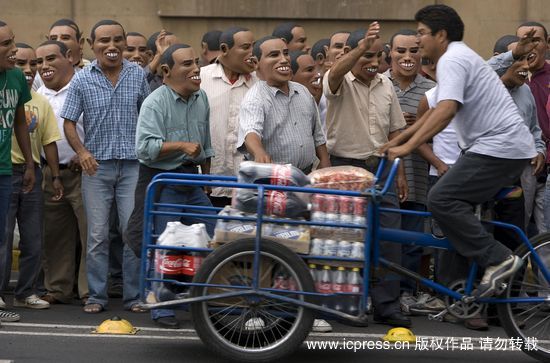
[426,87,461,176]
[435,42,536,159]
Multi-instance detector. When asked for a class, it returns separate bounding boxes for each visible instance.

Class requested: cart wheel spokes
[190,239,315,362]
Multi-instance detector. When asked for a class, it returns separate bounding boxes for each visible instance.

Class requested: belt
[12,162,38,170]
[59,164,69,170]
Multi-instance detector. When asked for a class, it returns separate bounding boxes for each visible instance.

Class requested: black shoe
[154,316,180,329]
[373,312,412,328]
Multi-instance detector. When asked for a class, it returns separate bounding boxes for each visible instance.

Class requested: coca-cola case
[152,222,209,300]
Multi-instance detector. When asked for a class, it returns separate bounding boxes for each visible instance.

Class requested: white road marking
[1,322,547,352]
[0,330,200,340]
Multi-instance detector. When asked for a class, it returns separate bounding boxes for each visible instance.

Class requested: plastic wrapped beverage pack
[238,161,310,186]
[234,188,309,218]
[234,162,310,217]
[308,166,376,191]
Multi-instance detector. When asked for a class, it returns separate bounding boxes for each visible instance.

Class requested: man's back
[436,42,535,159]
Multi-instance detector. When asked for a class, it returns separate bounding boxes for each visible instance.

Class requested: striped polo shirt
[385,71,435,205]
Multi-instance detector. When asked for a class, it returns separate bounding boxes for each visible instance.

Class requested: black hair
[346,29,367,50]
[493,35,519,54]
[160,43,191,69]
[50,18,82,40]
[126,32,146,39]
[389,29,417,48]
[518,21,548,41]
[414,4,464,42]
[90,19,125,43]
[219,27,248,50]
[0,21,6,27]
[15,42,33,50]
[253,35,279,60]
[147,30,174,54]
[202,30,222,50]
[310,38,329,60]
[289,50,308,74]
[37,40,70,57]
[272,22,300,43]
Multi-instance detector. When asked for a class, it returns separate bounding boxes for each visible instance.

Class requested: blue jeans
[0,175,12,296]
[400,201,426,294]
[151,185,217,320]
[81,160,141,309]
[0,166,43,299]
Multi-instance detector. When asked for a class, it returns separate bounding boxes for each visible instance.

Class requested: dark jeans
[400,201,426,294]
[0,165,43,299]
[330,155,402,316]
[0,175,12,296]
[428,152,529,269]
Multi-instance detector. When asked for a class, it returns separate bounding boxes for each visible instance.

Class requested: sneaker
[13,294,50,310]
[400,292,417,315]
[0,310,20,322]
[0,296,6,309]
[409,293,446,315]
[244,317,265,331]
[312,319,332,332]
[476,255,523,298]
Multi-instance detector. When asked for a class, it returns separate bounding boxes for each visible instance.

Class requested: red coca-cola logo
[332,283,343,293]
[270,165,291,186]
[317,282,332,293]
[266,190,287,216]
[155,254,203,276]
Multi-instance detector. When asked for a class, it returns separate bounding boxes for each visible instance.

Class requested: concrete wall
[1,0,549,60]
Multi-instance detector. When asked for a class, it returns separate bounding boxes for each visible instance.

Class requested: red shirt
[527,62,550,161]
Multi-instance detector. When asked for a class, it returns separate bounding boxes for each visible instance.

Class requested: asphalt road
[0,296,541,363]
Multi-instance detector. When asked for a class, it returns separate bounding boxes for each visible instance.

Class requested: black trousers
[428,152,529,269]
[330,155,402,316]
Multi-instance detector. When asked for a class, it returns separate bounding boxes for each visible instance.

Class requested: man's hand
[181,142,201,158]
[318,158,331,169]
[21,166,35,194]
[78,149,99,176]
[436,162,450,177]
[155,30,173,56]
[513,28,540,60]
[403,112,416,126]
[52,177,64,201]
[386,144,412,161]
[396,169,408,203]
[68,155,82,173]
[254,151,272,164]
[532,153,545,175]
[358,22,380,51]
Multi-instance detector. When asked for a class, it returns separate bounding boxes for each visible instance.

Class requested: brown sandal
[83,303,104,314]
[129,304,147,313]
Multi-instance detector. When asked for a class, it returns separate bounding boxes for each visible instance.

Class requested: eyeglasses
[416,30,433,38]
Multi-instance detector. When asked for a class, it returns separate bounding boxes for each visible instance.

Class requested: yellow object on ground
[382,327,416,343]
[93,316,138,335]
[12,249,20,271]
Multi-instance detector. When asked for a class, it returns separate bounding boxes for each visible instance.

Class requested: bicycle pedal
[495,283,507,295]
[462,296,476,304]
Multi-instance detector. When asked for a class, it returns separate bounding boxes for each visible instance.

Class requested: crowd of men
[0,4,548,333]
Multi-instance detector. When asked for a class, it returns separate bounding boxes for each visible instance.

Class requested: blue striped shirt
[60,59,150,160]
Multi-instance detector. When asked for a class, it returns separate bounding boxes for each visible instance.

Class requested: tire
[190,238,315,362]
[497,233,550,362]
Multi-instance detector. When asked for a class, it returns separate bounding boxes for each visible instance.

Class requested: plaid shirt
[60,59,150,160]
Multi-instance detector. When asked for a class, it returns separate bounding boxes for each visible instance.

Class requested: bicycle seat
[494,186,522,201]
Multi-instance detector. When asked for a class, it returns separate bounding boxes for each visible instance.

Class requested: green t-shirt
[0,68,32,175]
